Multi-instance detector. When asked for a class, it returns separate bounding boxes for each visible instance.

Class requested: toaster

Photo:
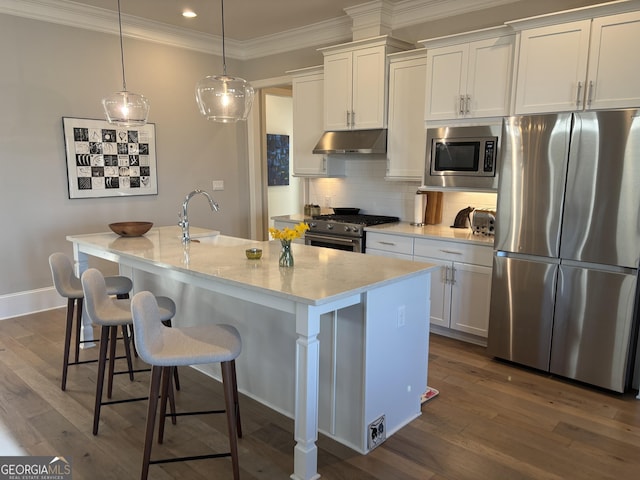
[471,209,496,236]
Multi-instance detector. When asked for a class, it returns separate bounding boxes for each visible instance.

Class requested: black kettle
[451,206,475,229]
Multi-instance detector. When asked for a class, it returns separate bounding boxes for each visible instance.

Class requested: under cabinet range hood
[312,129,387,154]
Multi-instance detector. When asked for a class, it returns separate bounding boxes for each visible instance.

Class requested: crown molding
[391,0,520,29]
[1,0,525,60]
[239,17,353,60]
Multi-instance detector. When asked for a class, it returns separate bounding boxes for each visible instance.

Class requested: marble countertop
[365,222,495,247]
[68,226,436,306]
[272,215,494,247]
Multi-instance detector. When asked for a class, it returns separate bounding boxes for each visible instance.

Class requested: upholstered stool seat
[81,268,176,435]
[131,290,242,480]
[49,252,133,391]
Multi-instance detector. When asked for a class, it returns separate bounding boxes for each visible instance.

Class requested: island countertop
[67,226,437,307]
[67,225,434,480]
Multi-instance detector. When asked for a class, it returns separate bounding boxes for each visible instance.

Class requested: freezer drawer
[550,263,638,392]
[488,254,558,370]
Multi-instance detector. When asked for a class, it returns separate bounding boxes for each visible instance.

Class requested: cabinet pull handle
[443,265,450,284]
[465,95,471,114]
[576,81,583,108]
[440,249,462,255]
[379,241,396,246]
[346,110,350,126]
[587,81,594,108]
[459,95,465,115]
[451,266,456,285]
[351,110,355,127]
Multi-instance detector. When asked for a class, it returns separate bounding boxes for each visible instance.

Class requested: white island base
[68,227,433,480]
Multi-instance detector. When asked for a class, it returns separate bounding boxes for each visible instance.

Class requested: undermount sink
[193,234,254,247]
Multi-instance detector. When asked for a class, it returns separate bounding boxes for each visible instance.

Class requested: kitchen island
[68,226,436,480]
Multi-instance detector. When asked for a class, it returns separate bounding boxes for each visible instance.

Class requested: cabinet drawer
[414,238,492,266]
[366,232,414,255]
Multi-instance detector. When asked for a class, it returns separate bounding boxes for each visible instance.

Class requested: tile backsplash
[308,157,496,226]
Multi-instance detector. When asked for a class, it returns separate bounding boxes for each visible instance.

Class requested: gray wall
[0,0,611,311]
[0,14,257,297]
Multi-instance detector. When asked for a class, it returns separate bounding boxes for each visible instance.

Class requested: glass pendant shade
[195,75,254,123]
[196,0,254,123]
[102,90,150,126]
[102,0,149,126]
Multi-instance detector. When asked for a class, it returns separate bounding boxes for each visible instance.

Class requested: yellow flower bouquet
[269,222,309,267]
[269,222,309,241]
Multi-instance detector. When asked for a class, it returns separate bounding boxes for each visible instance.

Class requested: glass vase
[279,239,294,267]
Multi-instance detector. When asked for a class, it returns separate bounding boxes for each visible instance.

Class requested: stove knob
[327,224,334,230]
[309,222,317,228]
[344,226,351,232]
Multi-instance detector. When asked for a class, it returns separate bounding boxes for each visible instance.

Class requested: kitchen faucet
[178,189,219,243]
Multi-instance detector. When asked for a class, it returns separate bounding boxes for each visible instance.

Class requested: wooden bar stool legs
[93,325,149,435]
[141,362,241,480]
[49,252,133,392]
[131,291,242,480]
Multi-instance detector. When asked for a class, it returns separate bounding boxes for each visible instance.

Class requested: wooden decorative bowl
[108,221,153,237]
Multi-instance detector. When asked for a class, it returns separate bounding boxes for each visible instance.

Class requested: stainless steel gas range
[305,214,399,253]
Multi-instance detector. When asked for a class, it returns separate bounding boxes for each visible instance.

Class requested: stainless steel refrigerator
[488,110,640,392]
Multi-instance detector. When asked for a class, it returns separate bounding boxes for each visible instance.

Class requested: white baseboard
[0,287,65,320]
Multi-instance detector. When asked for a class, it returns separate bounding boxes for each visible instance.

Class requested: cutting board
[424,191,443,225]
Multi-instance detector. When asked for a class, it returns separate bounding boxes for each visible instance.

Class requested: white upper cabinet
[320,36,412,131]
[289,66,344,177]
[420,27,514,121]
[587,11,640,110]
[386,50,427,181]
[513,20,592,113]
[512,9,640,114]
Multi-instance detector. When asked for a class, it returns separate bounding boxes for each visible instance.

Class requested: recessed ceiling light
[182,10,197,18]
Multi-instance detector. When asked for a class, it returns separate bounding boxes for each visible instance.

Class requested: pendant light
[195,0,254,123]
[101,0,150,126]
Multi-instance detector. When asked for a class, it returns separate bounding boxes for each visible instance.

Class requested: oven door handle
[305,233,359,246]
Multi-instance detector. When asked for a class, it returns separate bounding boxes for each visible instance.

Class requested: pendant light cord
[117,0,127,91]
[220,0,227,76]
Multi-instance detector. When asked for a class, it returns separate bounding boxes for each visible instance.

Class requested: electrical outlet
[397,305,406,328]
[212,180,224,191]
[368,415,386,450]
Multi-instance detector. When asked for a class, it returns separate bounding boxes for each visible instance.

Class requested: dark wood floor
[1,308,639,479]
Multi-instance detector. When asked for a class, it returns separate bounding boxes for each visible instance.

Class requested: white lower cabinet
[366,232,414,260]
[367,231,493,343]
[416,256,492,338]
[414,238,492,341]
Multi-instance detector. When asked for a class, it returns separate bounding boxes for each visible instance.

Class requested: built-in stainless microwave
[424,124,500,191]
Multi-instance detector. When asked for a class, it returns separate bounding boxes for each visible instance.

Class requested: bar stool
[130,290,242,480]
[49,252,133,391]
[81,268,177,436]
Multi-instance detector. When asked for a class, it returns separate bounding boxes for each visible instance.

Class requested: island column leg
[71,244,95,347]
[291,303,321,480]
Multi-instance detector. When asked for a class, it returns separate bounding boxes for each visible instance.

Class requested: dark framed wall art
[62,117,158,199]
[266,133,290,186]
